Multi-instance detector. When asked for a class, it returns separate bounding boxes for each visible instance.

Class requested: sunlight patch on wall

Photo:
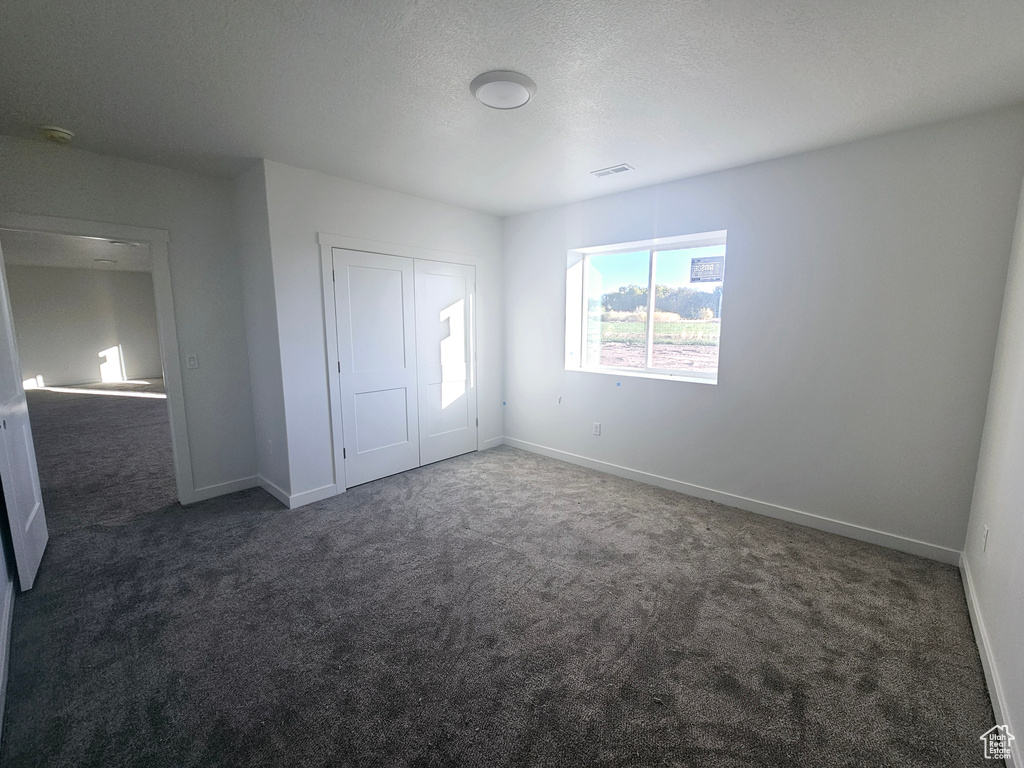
[99,345,126,383]
[440,299,466,409]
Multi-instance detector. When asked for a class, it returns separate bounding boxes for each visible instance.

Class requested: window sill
[568,366,717,386]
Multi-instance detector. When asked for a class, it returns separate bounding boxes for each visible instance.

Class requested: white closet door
[333,249,420,487]
[414,260,477,465]
[0,244,48,590]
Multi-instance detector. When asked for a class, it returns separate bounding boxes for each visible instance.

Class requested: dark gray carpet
[0,388,997,767]
[20,380,175,536]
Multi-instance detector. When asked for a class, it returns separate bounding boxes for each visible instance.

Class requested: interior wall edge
[503,437,961,565]
[960,551,1020,763]
[258,476,290,507]
[235,160,290,496]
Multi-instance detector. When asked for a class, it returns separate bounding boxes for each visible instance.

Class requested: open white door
[0,242,48,590]
[415,260,477,465]
[333,249,420,487]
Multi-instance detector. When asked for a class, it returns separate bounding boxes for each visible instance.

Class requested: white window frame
[565,230,727,385]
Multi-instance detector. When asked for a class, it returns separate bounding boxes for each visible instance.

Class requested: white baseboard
[480,436,505,451]
[960,553,1020,764]
[503,437,961,565]
[259,477,339,509]
[0,574,15,746]
[287,484,338,509]
[186,476,258,504]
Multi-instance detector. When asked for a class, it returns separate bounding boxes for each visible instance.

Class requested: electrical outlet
[186,353,199,370]
[983,525,990,553]
[593,422,601,436]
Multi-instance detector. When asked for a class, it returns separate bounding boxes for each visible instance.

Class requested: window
[565,230,727,384]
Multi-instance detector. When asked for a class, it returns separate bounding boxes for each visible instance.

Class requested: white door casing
[0,214,194,504]
[333,249,420,487]
[415,260,477,465]
[0,241,48,590]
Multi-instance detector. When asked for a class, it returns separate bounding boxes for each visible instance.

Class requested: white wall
[235,163,290,494]
[261,160,504,501]
[503,105,1024,559]
[6,265,162,386]
[0,135,257,493]
[962,172,1024,761]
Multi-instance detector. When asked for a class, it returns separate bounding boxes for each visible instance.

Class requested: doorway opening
[0,216,193,538]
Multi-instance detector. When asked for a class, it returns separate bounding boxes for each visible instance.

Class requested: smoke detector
[39,126,74,145]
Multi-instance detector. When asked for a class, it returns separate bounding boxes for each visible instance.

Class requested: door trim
[0,213,196,504]
[318,233,482,493]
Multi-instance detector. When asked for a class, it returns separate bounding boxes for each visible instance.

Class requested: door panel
[424,383,469,436]
[348,266,408,372]
[0,242,48,590]
[353,388,410,452]
[415,261,477,465]
[333,249,419,487]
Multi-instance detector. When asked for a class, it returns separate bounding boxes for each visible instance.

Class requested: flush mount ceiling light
[470,70,536,110]
[39,125,74,144]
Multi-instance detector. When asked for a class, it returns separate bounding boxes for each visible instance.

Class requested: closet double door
[332,248,476,488]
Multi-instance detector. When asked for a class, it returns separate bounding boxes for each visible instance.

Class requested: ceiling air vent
[591,164,634,178]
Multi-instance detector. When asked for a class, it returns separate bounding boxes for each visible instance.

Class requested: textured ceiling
[2,1,1024,216]
[0,230,152,272]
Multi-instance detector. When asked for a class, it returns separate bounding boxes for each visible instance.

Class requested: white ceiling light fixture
[470,70,536,110]
[93,258,118,264]
[39,125,74,144]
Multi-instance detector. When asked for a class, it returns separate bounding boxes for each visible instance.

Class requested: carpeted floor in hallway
[0,384,998,767]
[19,379,176,536]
